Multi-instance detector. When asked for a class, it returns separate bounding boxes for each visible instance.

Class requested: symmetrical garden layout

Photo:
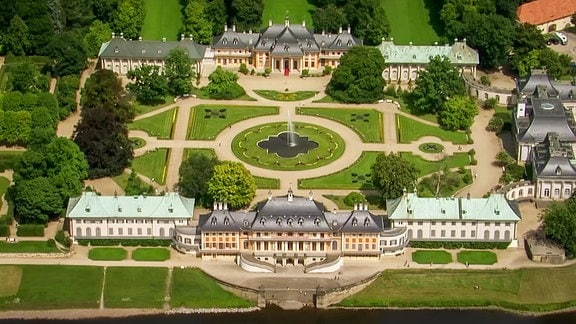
[126,94,473,200]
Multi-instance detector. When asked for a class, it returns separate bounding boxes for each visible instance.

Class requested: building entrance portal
[284,59,290,76]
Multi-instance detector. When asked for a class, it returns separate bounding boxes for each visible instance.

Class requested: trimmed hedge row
[0,224,9,236]
[16,224,45,237]
[77,239,172,247]
[409,241,510,250]
[0,215,13,225]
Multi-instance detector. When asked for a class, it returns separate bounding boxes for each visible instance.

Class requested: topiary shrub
[301,69,309,77]
[47,239,56,248]
[480,75,491,86]
[0,225,9,237]
[323,65,332,76]
[343,192,364,207]
[55,230,71,248]
[238,63,249,75]
[264,67,271,76]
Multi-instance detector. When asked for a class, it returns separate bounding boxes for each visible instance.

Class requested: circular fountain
[257,111,318,158]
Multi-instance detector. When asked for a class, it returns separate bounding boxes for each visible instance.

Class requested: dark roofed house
[212,17,362,75]
[98,33,207,76]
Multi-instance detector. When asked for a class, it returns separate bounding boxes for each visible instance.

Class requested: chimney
[120,32,124,39]
[308,190,313,201]
[138,36,142,41]
[180,34,184,40]
[409,41,413,46]
[224,24,228,32]
[269,19,272,27]
[232,24,236,32]
[347,25,351,33]
[354,203,358,211]
[285,15,290,27]
[249,29,252,34]
[223,202,228,210]
[213,201,218,210]
[268,190,272,201]
[162,37,166,42]
[434,41,438,46]
[463,38,467,43]
[454,38,458,43]
[112,32,116,39]
[287,187,294,202]
[322,30,325,35]
[338,26,342,34]
[189,34,193,40]
[302,20,306,27]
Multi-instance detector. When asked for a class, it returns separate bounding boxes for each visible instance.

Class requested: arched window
[544,188,550,197]
[95,228,101,237]
[86,227,92,237]
[417,229,423,239]
[504,230,511,240]
[76,227,82,237]
[494,230,500,240]
[407,229,413,239]
[484,230,490,240]
[331,241,338,251]
[160,228,165,237]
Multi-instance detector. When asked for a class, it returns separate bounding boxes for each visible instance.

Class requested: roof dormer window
[298,217,304,226]
[287,218,293,226]
[456,54,462,60]
[347,40,352,46]
[222,38,228,45]
[243,220,249,227]
[276,218,282,225]
[556,166,562,175]
[284,44,289,52]
[211,217,217,225]
[351,218,358,227]
[224,217,230,226]
[260,218,266,225]
[336,39,341,46]
[141,49,145,54]
[233,38,238,45]
[364,218,370,226]
[157,50,161,54]
[314,218,320,226]
[114,47,119,53]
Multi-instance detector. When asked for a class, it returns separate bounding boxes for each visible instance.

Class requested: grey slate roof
[377,40,479,65]
[517,69,576,101]
[98,36,206,60]
[212,29,260,50]
[532,132,576,178]
[198,210,257,232]
[517,98,576,143]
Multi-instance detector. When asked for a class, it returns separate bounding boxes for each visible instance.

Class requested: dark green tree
[344,0,390,45]
[230,0,263,31]
[83,20,112,58]
[371,152,419,200]
[207,161,256,209]
[112,0,145,40]
[126,65,168,104]
[3,15,30,55]
[205,0,227,36]
[410,55,465,115]
[326,46,386,103]
[541,194,576,256]
[461,13,514,69]
[164,47,195,96]
[14,177,64,224]
[181,1,212,44]
[438,95,478,130]
[46,31,88,77]
[178,153,220,206]
[513,23,546,56]
[312,4,347,33]
[9,63,50,93]
[204,66,246,99]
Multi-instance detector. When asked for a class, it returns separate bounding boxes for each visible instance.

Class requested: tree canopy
[181,1,212,44]
[207,161,256,209]
[126,65,168,104]
[326,46,386,103]
[541,194,576,256]
[371,152,419,200]
[164,47,195,96]
[230,0,263,32]
[204,66,246,100]
[9,62,50,94]
[178,153,220,206]
[438,95,478,130]
[112,0,145,40]
[312,4,347,34]
[410,56,466,115]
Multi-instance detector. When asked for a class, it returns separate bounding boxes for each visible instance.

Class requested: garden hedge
[0,224,9,236]
[409,241,509,250]
[16,224,45,237]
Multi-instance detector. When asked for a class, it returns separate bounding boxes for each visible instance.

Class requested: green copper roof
[378,40,479,65]
[66,192,195,219]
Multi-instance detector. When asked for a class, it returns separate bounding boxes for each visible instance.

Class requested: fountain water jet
[287,110,297,147]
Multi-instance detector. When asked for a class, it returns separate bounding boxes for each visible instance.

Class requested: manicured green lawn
[132,148,170,184]
[254,176,280,189]
[412,250,452,264]
[187,105,279,140]
[131,247,170,261]
[322,194,382,210]
[0,265,103,310]
[261,0,315,29]
[88,247,127,261]
[297,107,383,143]
[112,172,150,193]
[133,95,175,115]
[0,150,23,171]
[299,152,379,189]
[397,115,468,144]
[340,264,576,311]
[170,268,253,308]
[129,137,146,149]
[104,267,168,308]
[254,90,318,101]
[141,0,182,41]
[0,176,10,209]
[380,0,441,45]
[129,107,178,139]
[232,122,345,171]
[457,250,498,265]
[312,95,338,103]
[399,152,470,177]
[0,241,60,253]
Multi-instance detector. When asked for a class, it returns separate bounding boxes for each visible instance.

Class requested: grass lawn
[129,107,178,139]
[141,0,182,41]
[254,90,318,101]
[88,247,127,261]
[104,267,168,308]
[457,250,498,265]
[0,150,23,171]
[261,0,315,29]
[380,0,441,45]
[132,148,170,184]
[339,264,576,311]
[0,176,9,209]
[254,176,280,189]
[112,172,150,193]
[412,250,452,264]
[232,122,345,171]
[400,152,470,177]
[397,115,468,144]
[0,265,103,310]
[0,241,60,253]
[299,152,379,189]
[187,105,279,140]
[312,94,337,103]
[133,95,175,116]
[170,268,253,308]
[297,107,383,143]
[322,194,382,210]
[131,247,170,261]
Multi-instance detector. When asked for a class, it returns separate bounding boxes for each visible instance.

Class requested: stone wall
[196,266,262,306]
[463,73,514,105]
[315,272,380,308]
[0,252,71,258]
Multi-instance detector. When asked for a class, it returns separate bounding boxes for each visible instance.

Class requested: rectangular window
[451,222,456,226]
[472,222,476,226]
[345,244,349,249]
[147,228,152,235]
[118,228,123,235]
[431,221,436,225]
[505,222,510,226]
[372,244,376,249]
[128,228,132,235]
[109,228,113,235]
[441,222,446,226]
[137,228,142,235]
[408,221,413,225]
[471,230,476,237]
[441,230,446,237]
[431,230,436,237]
[462,222,466,226]
[417,222,423,225]
[461,230,466,237]
[495,222,501,226]
[485,222,490,226]
[451,230,456,237]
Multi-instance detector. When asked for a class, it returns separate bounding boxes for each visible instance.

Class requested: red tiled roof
[517,0,576,26]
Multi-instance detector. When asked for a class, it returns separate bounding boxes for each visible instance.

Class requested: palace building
[211,18,362,75]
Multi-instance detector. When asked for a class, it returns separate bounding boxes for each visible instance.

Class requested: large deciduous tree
[438,95,478,130]
[83,20,113,58]
[344,0,389,45]
[410,56,465,115]
[178,153,220,206]
[326,46,385,103]
[541,195,576,256]
[312,4,347,33]
[207,161,256,209]
[112,0,145,40]
[126,65,168,104]
[181,1,213,44]
[204,66,246,99]
[9,63,50,93]
[230,0,263,32]
[3,15,30,55]
[14,177,64,224]
[46,31,88,77]
[164,48,195,96]
[371,152,419,200]
[74,70,134,178]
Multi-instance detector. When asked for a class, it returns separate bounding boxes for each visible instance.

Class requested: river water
[2,308,576,324]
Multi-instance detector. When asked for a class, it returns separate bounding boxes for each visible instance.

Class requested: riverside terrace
[171,189,521,273]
